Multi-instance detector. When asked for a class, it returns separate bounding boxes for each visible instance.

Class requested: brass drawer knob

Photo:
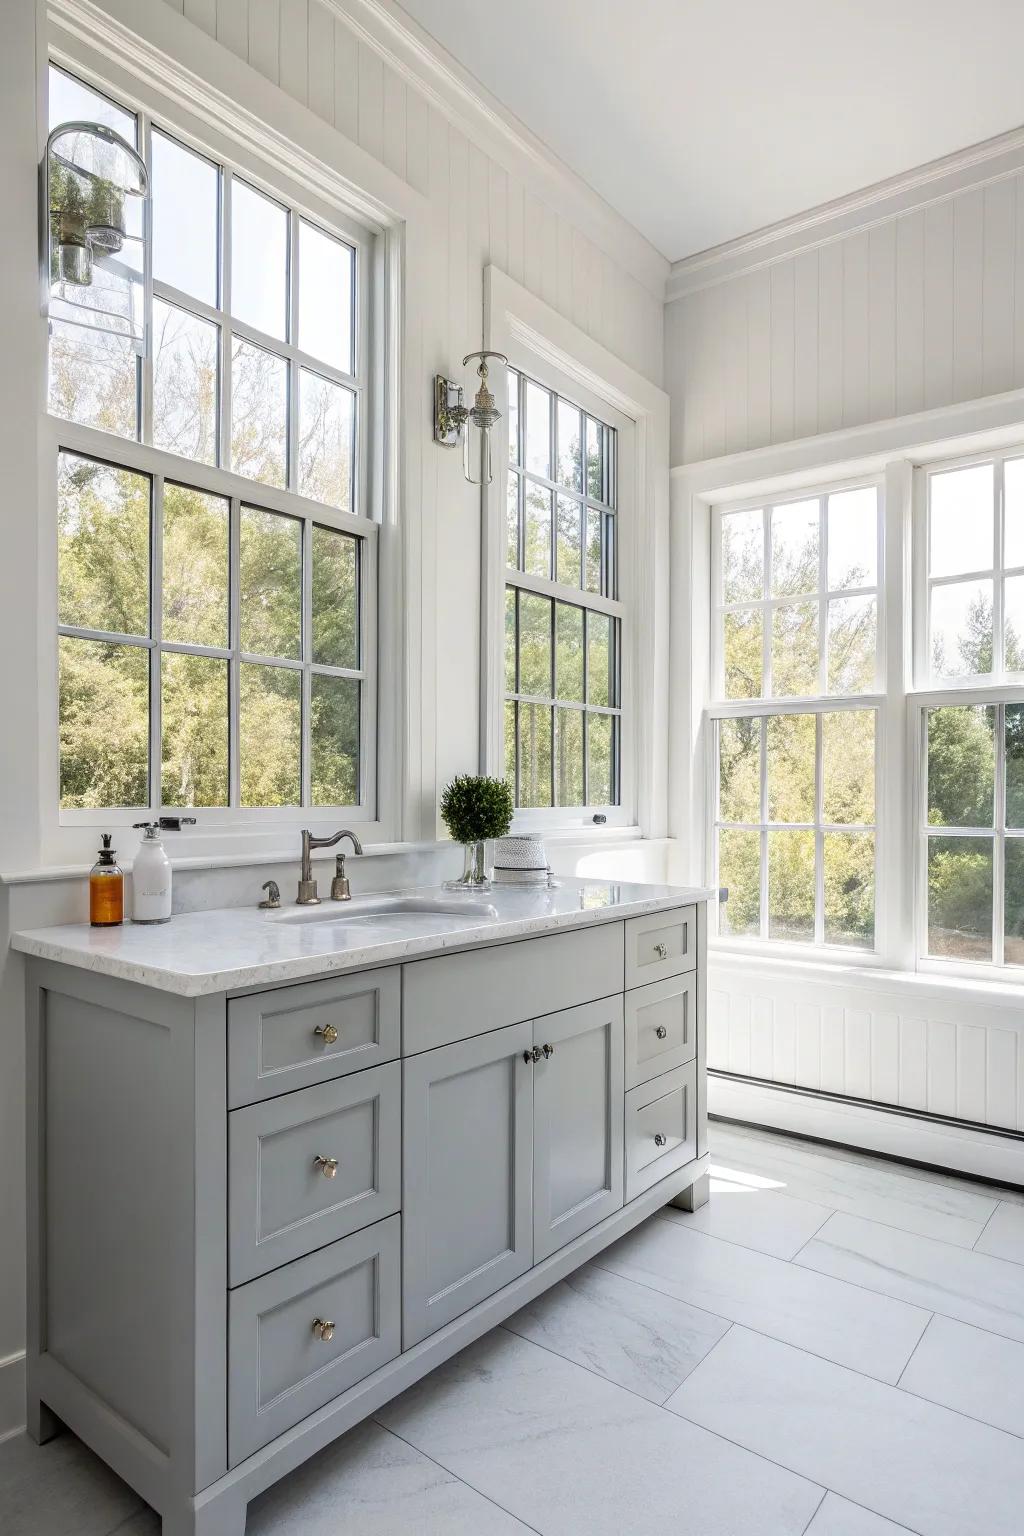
[654,1132,667,1147]
[654,942,668,959]
[655,1025,668,1040]
[313,1155,339,1179]
[314,1023,339,1046]
[312,1317,335,1342]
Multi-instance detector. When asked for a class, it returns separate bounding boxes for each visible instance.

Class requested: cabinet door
[533,997,624,1263]
[402,1021,534,1347]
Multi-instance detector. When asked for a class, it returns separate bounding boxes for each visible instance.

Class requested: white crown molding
[320,0,669,302]
[667,122,1024,303]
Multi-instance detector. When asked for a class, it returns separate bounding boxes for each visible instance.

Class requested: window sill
[707,942,1024,1009]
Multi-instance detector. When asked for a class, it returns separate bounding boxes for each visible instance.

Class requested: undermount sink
[271,896,499,926]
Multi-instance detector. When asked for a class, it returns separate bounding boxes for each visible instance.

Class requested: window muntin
[503,368,621,810]
[47,66,375,821]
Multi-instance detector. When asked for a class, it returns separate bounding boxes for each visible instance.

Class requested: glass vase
[444,839,491,892]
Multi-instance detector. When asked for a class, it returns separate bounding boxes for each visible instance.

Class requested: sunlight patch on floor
[708,1162,787,1196]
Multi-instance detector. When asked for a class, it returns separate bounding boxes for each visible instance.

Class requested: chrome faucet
[297,829,364,905]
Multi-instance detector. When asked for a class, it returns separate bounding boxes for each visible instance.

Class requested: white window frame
[40,51,396,856]
[708,474,887,960]
[481,266,671,839]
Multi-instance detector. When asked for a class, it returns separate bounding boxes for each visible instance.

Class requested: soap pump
[131,816,196,924]
[89,834,124,927]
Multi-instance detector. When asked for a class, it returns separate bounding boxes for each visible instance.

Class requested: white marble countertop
[11,877,713,997]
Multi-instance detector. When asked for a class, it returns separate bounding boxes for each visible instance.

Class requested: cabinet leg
[161,1492,247,1536]
[670,1172,710,1213]
[26,1395,63,1445]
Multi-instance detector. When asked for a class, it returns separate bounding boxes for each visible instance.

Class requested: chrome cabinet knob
[313,1155,339,1179]
[541,1043,554,1058]
[314,1023,339,1045]
[654,1132,667,1147]
[523,1046,542,1064]
[654,942,668,960]
[655,1025,668,1040]
[312,1317,335,1342]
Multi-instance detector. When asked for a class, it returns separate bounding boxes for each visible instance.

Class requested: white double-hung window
[47,63,380,834]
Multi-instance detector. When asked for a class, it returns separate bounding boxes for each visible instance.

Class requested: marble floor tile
[595,1215,929,1382]
[974,1201,1024,1264]
[0,1430,142,1536]
[504,1260,730,1402]
[662,1179,832,1258]
[378,1327,822,1536]
[804,1492,916,1535]
[711,1124,997,1248]
[899,1313,1024,1438]
[797,1212,1024,1343]
[665,1325,1024,1536]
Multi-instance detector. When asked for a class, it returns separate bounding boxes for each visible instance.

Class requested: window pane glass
[239,663,300,805]
[161,652,227,807]
[823,710,875,825]
[724,607,763,699]
[587,712,613,804]
[587,612,612,708]
[824,832,875,949]
[231,180,288,340]
[555,707,584,806]
[298,221,353,374]
[151,132,218,305]
[556,495,583,587]
[771,499,819,597]
[311,673,359,805]
[525,380,551,478]
[298,371,354,511]
[518,702,552,806]
[59,637,148,808]
[827,595,876,694]
[767,828,815,943]
[555,602,584,702]
[722,509,764,604]
[239,506,301,659]
[49,320,137,439]
[772,600,819,696]
[152,300,218,464]
[556,399,582,491]
[162,483,228,648]
[311,525,358,669]
[1006,457,1024,569]
[507,473,520,568]
[585,508,603,595]
[930,464,993,577]
[927,836,993,960]
[58,452,149,635]
[1005,575,1024,672]
[930,579,993,678]
[1008,704,1024,829]
[766,712,815,824]
[507,370,519,463]
[518,592,552,696]
[718,717,761,824]
[504,700,516,784]
[718,830,760,937]
[1006,840,1024,966]
[586,418,605,501]
[524,483,552,579]
[504,588,517,692]
[49,65,136,140]
[827,487,877,590]
[231,339,287,486]
[927,705,995,827]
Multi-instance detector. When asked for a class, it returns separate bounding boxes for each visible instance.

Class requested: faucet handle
[258,880,281,909]
[330,853,352,902]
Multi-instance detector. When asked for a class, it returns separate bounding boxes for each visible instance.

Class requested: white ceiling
[397,0,1024,263]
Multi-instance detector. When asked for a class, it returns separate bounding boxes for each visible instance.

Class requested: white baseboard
[709,1074,1024,1188]
[0,1351,25,1442]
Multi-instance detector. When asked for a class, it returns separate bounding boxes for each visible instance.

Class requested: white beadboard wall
[708,964,1024,1133]
[666,176,1024,466]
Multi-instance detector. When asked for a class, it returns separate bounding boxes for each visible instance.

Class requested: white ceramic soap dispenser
[131,816,196,924]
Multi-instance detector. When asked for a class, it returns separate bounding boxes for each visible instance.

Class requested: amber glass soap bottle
[89,834,124,927]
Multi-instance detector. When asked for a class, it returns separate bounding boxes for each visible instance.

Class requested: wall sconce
[433,350,508,485]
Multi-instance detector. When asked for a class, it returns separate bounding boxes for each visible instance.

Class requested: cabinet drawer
[624,1063,697,1201]
[229,1064,400,1285]
[624,973,696,1090]
[403,923,624,1054]
[624,907,696,989]
[227,969,400,1108]
[228,1216,400,1465]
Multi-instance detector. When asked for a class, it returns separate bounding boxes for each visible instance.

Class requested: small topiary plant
[440,774,514,845]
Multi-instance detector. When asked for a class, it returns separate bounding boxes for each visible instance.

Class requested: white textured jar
[131,826,172,924]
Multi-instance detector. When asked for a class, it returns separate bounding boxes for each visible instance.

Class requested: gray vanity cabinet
[402,1021,535,1347]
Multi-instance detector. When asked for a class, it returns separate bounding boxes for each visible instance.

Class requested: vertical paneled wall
[666,175,1024,465]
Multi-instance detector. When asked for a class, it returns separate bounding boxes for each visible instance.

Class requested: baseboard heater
[708,1070,1024,1191]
